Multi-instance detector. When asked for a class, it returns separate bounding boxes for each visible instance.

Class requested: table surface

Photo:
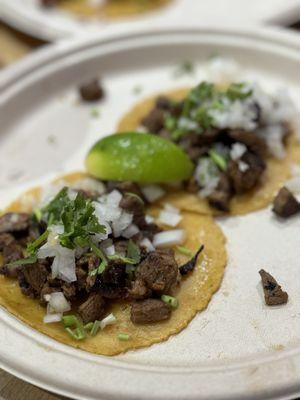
[0,17,300,400]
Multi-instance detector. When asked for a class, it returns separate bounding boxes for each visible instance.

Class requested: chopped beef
[97,262,127,299]
[208,174,232,212]
[272,187,300,218]
[0,242,24,277]
[0,233,15,250]
[40,284,59,305]
[179,131,219,162]
[228,130,267,158]
[135,249,178,294]
[79,79,104,102]
[141,109,165,133]
[155,96,173,111]
[130,299,171,324]
[259,269,288,306]
[120,192,145,227]
[78,292,106,324]
[128,279,152,300]
[0,213,30,234]
[228,151,266,194]
[186,177,199,193]
[62,283,77,300]
[19,262,48,297]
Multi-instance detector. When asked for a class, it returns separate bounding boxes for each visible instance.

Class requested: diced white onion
[153,229,186,248]
[100,313,117,330]
[104,245,116,256]
[112,212,133,238]
[238,161,249,173]
[230,143,247,161]
[158,211,182,227]
[163,203,180,214]
[145,215,154,224]
[47,292,71,313]
[140,238,155,252]
[122,224,139,239]
[141,185,166,203]
[44,294,51,302]
[43,313,62,324]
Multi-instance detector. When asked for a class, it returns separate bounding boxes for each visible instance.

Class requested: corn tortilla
[0,172,227,356]
[117,89,300,216]
[59,0,171,19]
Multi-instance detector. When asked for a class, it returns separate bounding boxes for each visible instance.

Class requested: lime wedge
[85,132,193,183]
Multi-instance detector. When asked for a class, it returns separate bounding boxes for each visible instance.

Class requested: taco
[118,82,300,215]
[0,172,226,356]
[55,0,171,19]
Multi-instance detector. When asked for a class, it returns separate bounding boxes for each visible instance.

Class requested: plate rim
[1,0,300,41]
[1,25,300,400]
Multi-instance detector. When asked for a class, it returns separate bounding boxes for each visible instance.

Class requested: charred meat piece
[19,262,48,297]
[155,96,173,111]
[141,108,165,133]
[228,130,267,158]
[62,283,77,300]
[179,131,219,161]
[130,299,171,324]
[259,269,288,306]
[79,79,104,102]
[272,187,300,218]
[128,279,152,300]
[179,245,204,275]
[78,292,106,324]
[97,262,127,299]
[135,249,178,294]
[208,174,232,212]
[228,151,266,194]
[120,192,145,227]
[0,242,24,277]
[0,233,15,250]
[0,213,30,234]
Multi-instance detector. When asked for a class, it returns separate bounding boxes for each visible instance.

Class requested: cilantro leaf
[127,240,141,264]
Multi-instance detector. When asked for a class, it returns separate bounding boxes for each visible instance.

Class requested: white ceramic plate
[1,26,300,400]
[1,0,300,41]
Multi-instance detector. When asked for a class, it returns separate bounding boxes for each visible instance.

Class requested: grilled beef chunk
[128,279,152,300]
[120,193,145,228]
[19,262,48,297]
[259,269,288,306]
[228,151,266,194]
[228,130,267,158]
[0,242,24,277]
[131,299,171,324]
[272,187,300,218]
[141,109,165,133]
[79,79,104,102]
[135,249,178,294]
[78,292,106,324]
[62,283,77,300]
[0,233,15,250]
[208,174,232,212]
[155,96,173,111]
[76,255,99,291]
[0,213,30,234]
[97,262,127,299]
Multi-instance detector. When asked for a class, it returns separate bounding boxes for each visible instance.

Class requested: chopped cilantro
[27,230,49,255]
[7,255,37,268]
[126,240,141,264]
[173,61,195,78]
[226,82,252,101]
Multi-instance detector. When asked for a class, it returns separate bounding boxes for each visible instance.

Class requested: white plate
[1,0,300,41]
[1,26,300,400]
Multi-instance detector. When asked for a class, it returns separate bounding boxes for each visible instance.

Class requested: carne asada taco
[46,0,171,19]
[118,82,300,215]
[0,172,226,356]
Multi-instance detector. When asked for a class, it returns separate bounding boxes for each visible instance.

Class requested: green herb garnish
[161,295,178,309]
[127,240,141,264]
[62,315,86,341]
[118,333,130,341]
[27,230,49,255]
[176,246,192,257]
[89,243,108,276]
[7,255,37,268]
[90,320,101,336]
[226,82,252,101]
